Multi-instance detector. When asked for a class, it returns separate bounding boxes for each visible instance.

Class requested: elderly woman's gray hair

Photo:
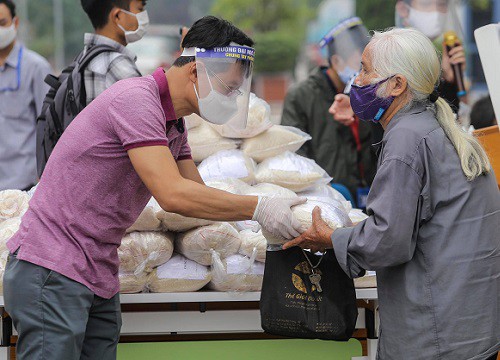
[368,27,490,181]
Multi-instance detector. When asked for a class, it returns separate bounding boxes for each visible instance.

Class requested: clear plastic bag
[184,113,203,130]
[118,231,175,275]
[255,151,332,192]
[238,229,267,263]
[349,208,369,225]
[241,125,311,162]
[119,270,148,294]
[198,150,257,184]
[0,190,30,223]
[126,197,162,233]
[157,210,214,233]
[147,253,212,293]
[263,199,352,245]
[205,178,252,195]
[299,185,352,213]
[209,252,264,292]
[175,223,242,266]
[188,121,239,163]
[210,93,273,139]
[244,182,298,199]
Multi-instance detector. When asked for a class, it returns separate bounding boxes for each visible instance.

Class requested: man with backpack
[0,0,52,191]
[36,0,147,176]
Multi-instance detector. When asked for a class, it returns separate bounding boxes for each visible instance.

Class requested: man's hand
[282,207,335,252]
[252,197,307,240]
[329,94,355,126]
[441,43,466,83]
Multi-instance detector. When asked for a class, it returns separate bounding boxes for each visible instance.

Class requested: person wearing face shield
[0,0,52,191]
[281,17,378,205]
[3,16,304,360]
[80,0,147,105]
[283,28,500,360]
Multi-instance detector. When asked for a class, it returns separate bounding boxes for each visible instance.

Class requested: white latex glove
[252,196,307,240]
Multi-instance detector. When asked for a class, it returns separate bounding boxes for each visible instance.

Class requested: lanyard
[0,46,23,92]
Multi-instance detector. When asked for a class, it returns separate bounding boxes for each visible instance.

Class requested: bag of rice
[205,178,252,195]
[244,183,297,199]
[175,223,242,266]
[198,150,257,184]
[158,210,214,232]
[210,93,273,139]
[184,113,203,130]
[126,197,162,233]
[255,151,332,192]
[147,254,212,293]
[0,217,21,252]
[0,190,30,223]
[188,121,239,163]
[118,231,174,274]
[299,185,352,213]
[241,125,311,162]
[349,208,369,225]
[263,199,352,245]
[0,250,9,294]
[209,253,264,292]
[239,229,266,263]
[119,271,148,293]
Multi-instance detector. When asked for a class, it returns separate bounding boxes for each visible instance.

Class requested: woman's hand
[282,206,335,252]
[441,43,466,84]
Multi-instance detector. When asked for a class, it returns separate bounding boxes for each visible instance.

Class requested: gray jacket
[333,104,500,359]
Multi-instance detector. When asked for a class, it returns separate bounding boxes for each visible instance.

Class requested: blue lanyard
[0,46,23,92]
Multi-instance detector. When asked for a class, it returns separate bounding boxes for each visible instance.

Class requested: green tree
[356,0,398,32]
[211,0,318,73]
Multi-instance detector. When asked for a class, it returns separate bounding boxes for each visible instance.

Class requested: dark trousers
[3,252,121,360]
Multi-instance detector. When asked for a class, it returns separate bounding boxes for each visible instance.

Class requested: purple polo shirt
[8,68,191,298]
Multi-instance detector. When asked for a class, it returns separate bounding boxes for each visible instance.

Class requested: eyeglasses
[206,67,243,98]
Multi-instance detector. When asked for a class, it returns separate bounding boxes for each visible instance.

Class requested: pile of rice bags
[238,229,266,263]
[126,197,162,233]
[118,231,174,274]
[175,222,242,266]
[148,254,211,293]
[119,271,148,294]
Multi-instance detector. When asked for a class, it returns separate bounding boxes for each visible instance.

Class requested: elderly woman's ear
[389,75,408,97]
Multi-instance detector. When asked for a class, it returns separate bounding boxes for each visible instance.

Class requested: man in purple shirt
[3,16,304,360]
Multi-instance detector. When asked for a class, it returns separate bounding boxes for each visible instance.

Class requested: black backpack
[36,44,116,177]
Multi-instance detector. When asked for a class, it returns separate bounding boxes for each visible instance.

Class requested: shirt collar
[83,33,137,62]
[4,42,22,69]
[152,67,177,121]
[383,102,428,135]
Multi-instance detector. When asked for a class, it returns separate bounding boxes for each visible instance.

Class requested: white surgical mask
[0,23,17,49]
[407,7,446,40]
[338,65,358,85]
[193,71,239,125]
[117,9,149,44]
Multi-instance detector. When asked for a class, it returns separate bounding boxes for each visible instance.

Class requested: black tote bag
[260,247,358,340]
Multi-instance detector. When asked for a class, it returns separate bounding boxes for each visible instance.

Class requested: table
[0,288,379,360]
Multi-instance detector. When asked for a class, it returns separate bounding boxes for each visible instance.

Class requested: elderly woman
[284,28,499,360]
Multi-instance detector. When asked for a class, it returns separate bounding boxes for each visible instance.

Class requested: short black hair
[470,96,497,130]
[173,16,254,68]
[0,0,16,18]
[81,0,132,29]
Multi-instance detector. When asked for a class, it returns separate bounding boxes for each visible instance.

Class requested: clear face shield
[319,17,370,85]
[395,0,463,40]
[182,44,255,128]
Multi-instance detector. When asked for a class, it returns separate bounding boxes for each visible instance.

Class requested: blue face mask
[350,77,395,122]
[338,66,358,85]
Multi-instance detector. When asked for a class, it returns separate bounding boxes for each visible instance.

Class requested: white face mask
[193,70,239,125]
[117,9,149,44]
[407,7,446,40]
[0,23,17,49]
